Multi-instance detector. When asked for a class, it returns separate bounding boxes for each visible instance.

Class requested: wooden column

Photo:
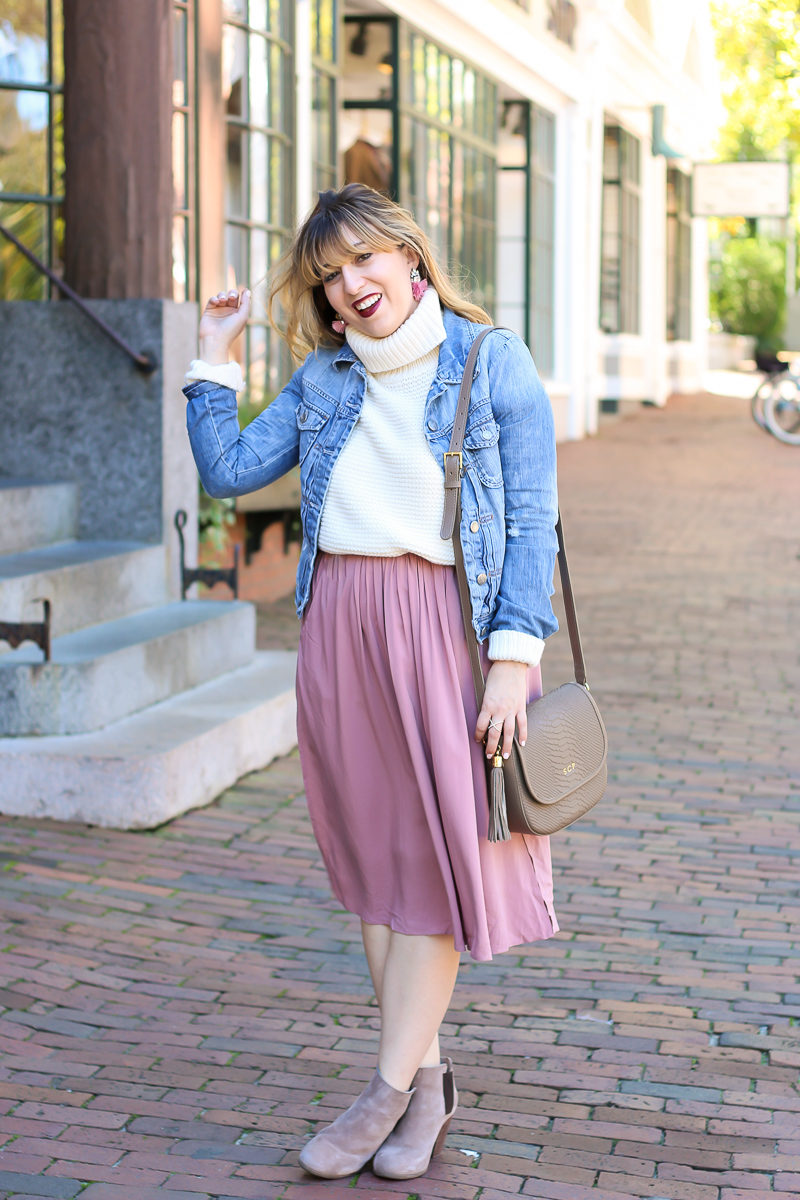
[63,0,173,298]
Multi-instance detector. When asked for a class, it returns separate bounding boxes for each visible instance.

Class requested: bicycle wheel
[751,374,777,429]
[764,375,800,445]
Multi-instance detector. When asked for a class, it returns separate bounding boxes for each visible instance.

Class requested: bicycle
[751,360,800,445]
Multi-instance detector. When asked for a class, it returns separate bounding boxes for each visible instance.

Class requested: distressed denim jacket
[184,307,559,648]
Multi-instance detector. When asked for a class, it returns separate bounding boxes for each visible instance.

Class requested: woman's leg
[362,921,453,1077]
[361,922,459,1092]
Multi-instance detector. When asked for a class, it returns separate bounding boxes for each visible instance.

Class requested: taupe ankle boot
[298,1069,414,1179]
[372,1057,457,1179]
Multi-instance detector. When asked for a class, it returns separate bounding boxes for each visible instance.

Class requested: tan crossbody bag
[440,328,608,841]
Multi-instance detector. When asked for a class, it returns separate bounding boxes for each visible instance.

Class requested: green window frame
[222,0,294,398]
[311,0,338,193]
[400,27,498,313]
[173,0,196,303]
[600,122,641,335]
[666,166,691,342]
[0,0,64,299]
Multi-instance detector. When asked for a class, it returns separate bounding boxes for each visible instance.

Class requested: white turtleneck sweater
[317,286,453,565]
[185,287,544,666]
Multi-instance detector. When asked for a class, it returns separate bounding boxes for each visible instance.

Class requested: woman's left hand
[475,660,528,760]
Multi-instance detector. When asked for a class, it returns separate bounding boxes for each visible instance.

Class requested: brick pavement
[0,388,798,1200]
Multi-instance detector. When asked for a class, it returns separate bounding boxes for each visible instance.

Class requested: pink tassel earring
[410,267,428,302]
[332,315,346,334]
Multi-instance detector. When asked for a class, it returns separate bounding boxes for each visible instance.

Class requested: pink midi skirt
[295,552,558,963]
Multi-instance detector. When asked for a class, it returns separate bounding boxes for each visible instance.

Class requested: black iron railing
[0,222,157,374]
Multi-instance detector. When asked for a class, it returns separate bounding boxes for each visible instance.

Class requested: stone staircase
[0,478,297,828]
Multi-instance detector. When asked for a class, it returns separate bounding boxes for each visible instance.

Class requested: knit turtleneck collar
[345,286,445,374]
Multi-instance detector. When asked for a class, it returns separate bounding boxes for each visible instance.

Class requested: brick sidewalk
[0,390,798,1200]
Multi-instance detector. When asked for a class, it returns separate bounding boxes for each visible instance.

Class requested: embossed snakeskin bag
[440,328,608,841]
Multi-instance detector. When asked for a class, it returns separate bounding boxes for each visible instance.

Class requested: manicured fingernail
[503,752,510,759]
[520,740,526,747]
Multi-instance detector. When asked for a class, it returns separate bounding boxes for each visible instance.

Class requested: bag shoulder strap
[440,327,588,704]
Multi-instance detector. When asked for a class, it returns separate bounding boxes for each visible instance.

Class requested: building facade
[2,0,721,437]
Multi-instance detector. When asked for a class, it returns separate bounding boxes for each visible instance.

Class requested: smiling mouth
[353,293,382,317]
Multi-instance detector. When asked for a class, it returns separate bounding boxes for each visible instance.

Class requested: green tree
[711,0,800,165]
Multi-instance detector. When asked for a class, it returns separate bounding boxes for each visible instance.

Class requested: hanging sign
[692,161,791,218]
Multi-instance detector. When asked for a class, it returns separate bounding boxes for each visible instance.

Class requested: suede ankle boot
[298,1069,414,1179]
[372,1057,457,1179]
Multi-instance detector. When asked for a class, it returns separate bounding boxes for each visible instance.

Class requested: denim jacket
[184,307,559,647]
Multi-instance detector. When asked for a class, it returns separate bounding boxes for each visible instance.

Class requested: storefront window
[311,0,338,193]
[666,166,691,341]
[497,100,555,375]
[223,0,294,396]
[173,0,194,303]
[342,16,395,196]
[401,29,497,312]
[600,122,641,334]
[0,0,64,299]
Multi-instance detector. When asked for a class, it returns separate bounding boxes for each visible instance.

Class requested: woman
[184,183,559,1181]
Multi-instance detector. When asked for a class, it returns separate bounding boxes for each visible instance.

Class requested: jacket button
[470,520,479,532]
[476,572,487,585]
[427,419,437,431]
[483,427,492,439]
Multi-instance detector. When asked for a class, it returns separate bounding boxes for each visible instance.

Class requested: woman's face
[321,233,419,339]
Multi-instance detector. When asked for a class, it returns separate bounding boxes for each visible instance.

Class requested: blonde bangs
[299,211,400,285]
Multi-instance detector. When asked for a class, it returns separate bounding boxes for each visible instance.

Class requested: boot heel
[431,1114,453,1160]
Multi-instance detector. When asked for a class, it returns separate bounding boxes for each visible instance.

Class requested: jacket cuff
[184,359,245,393]
[488,629,545,668]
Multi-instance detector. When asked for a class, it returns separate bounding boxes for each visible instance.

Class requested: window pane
[270,39,284,128]
[271,136,290,226]
[250,0,267,29]
[0,88,49,194]
[226,125,246,216]
[343,18,392,103]
[603,125,619,179]
[223,0,246,20]
[0,3,48,84]
[173,8,188,107]
[172,213,188,302]
[249,130,268,221]
[0,200,47,297]
[223,25,247,117]
[249,34,268,126]
[226,221,246,288]
[251,227,268,286]
[313,0,335,62]
[172,110,187,209]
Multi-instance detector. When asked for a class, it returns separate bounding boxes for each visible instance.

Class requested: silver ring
[488,719,503,731]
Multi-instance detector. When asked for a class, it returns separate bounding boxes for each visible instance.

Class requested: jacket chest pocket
[463,415,502,487]
[295,398,333,465]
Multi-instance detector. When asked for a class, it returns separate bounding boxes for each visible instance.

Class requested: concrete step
[0,540,167,639]
[0,599,256,735]
[0,650,298,829]
[0,478,79,555]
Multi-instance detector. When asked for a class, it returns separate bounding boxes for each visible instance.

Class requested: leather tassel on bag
[488,749,511,843]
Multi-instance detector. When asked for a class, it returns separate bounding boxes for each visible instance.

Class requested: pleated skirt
[295,552,558,963]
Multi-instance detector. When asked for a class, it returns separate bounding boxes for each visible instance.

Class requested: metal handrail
[0,222,157,373]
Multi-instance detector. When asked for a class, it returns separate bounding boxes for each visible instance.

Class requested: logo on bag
[562,761,576,775]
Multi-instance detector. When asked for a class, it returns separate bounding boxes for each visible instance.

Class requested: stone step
[0,540,167,640]
[0,651,298,829]
[0,478,79,555]
[0,599,256,735]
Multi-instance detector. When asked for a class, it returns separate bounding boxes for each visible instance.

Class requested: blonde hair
[268,183,492,361]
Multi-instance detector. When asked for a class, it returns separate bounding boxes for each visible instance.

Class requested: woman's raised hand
[198,287,251,364]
